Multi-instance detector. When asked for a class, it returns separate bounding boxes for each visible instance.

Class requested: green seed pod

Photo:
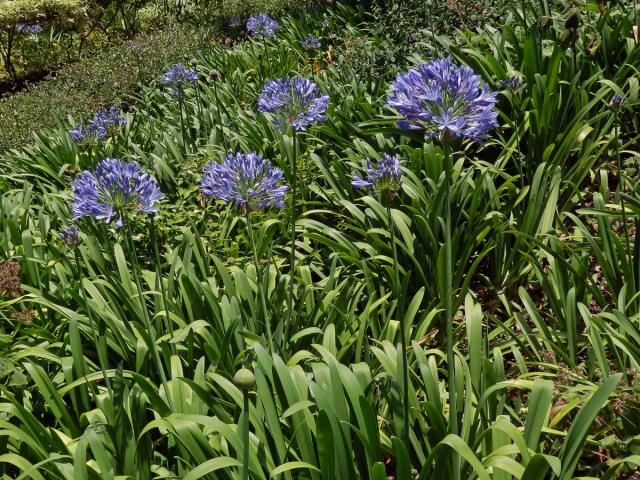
[234,368,256,390]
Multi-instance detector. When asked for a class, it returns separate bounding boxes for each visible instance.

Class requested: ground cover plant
[1,0,640,479]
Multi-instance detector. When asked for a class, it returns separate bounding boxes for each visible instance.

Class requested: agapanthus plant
[608,93,627,111]
[69,107,126,143]
[258,77,329,132]
[352,153,402,197]
[60,225,81,247]
[71,158,164,227]
[90,107,127,140]
[201,152,287,351]
[387,58,498,142]
[353,153,407,443]
[500,75,523,91]
[200,152,288,211]
[247,14,278,38]
[69,124,93,144]
[17,23,43,35]
[301,34,321,50]
[161,63,199,93]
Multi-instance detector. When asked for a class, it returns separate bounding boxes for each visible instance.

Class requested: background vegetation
[1,0,640,479]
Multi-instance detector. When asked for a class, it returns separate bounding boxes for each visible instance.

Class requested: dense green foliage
[1,1,640,479]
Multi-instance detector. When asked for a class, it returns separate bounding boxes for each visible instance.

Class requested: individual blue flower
[90,107,126,140]
[17,23,43,35]
[71,158,164,227]
[200,152,288,210]
[161,63,199,95]
[247,14,278,38]
[69,124,93,144]
[258,77,329,131]
[608,93,627,112]
[352,154,402,196]
[301,34,321,50]
[386,58,498,142]
[60,225,81,247]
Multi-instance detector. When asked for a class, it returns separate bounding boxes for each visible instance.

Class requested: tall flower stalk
[161,64,199,153]
[70,158,174,410]
[200,152,288,350]
[609,94,635,295]
[500,75,525,186]
[352,154,407,445]
[150,218,177,356]
[247,14,278,80]
[387,58,498,453]
[258,77,329,328]
[209,69,228,151]
[62,226,113,401]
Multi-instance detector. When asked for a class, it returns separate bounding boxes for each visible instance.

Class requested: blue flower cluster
[352,154,403,193]
[161,64,199,94]
[301,34,321,50]
[247,14,278,38]
[387,58,498,141]
[500,76,523,91]
[60,225,81,247]
[17,23,43,35]
[258,77,329,131]
[201,152,288,210]
[71,158,164,227]
[69,107,126,143]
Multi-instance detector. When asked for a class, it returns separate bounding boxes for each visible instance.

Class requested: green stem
[287,131,298,333]
[241,390,250,480]
[177,90,189,154]
[247,211,274,351]
[615,116,634,293]
[150,219,176,356]
[515,109,525,189]
[212,80,227,151]
[73,248,112,400]
[123,221,175,411]
[264,36,273,79]
[443,142,457,435]
[387,202,409,448]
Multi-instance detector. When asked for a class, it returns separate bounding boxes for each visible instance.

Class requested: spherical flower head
[161,64,199,95]
[17,23,43,35]
[301,34,321,50]
[90,107,126,140]
[200,152,288,210]
[608,93,627,112]
[258,77,329,132]
[247,14,278,38]
[386,58,498,142]
[352,154,402,197]
[500,75,523,91]
[60,225,81,247]
[71,158,165,227]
